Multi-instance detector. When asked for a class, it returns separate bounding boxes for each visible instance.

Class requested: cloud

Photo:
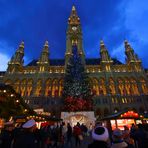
[0,53,10,71]
[0,40,13,71]
[119,0,148,67]
[111,43,125,63]
[124,0,148,42]
[0,1,147,68]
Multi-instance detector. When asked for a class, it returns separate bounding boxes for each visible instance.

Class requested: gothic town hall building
[0,6,148,117]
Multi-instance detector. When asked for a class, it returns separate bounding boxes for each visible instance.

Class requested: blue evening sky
[0,0,148,70]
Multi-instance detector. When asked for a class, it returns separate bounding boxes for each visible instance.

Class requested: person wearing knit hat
[111,128,128,148]
[88,126,109,148]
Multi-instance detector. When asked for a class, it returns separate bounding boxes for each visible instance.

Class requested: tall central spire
[68,5,80,25]
[65,5,85,66]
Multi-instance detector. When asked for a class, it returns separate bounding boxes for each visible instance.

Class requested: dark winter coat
[13,130,40,148]
[0,129,14,148]
[88,140,108,148]
[67,125,72,137]
[73,125,82,136]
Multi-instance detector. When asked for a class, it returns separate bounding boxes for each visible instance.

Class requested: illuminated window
[45,79,52,96]
[35,79,42,96]
[20,79,26,96]
[112,98,114,103]
[131,78,139,95]
[118,78,124,95]
[122,98,125,103]
[59,79,63,97]
[106,65,111,71]
[52,79,58,97]
[109,78,116,95]
[125,98,127,103]
[26,79,33,96]
[140,78,148,94]
[125,78,130,95]
[99,78,106,95]
[92,78,99,95]
[115,98,118,103]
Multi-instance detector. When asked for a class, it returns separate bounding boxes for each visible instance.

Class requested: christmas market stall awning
[101,110,144,120]
[13,115,62,123]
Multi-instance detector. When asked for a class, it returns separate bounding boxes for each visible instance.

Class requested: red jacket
[73,126,82,136]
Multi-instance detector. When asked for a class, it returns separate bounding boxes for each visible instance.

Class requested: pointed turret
[37,41,49,72]
[43,40,49,53]
[65,5,85,66]
[15,41,24,63]
[124,40,142,71]
[100,40,112,62]
[19,41,24,50]
[7,41,24,73]
[100,40,113,71]
[68,5,80,25]
[125,40,140,62]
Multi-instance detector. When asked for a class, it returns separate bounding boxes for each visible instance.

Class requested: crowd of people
[0,119,148,148]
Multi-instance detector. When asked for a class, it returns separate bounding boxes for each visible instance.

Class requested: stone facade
[0,6,148,117]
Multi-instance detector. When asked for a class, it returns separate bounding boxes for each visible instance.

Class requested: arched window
[118,78,124,95]
[109,78,116,95]
[52,79,59,97]
[140,78,147,94]
[20,79,26,97]
[92,78,99,95]
[125,78,130,95]
[59,79,64,97]
[26,79,33,96]
[130,78,139,95]
[99,78,106,95]
[45,79,52,96]
[35,79,42,97]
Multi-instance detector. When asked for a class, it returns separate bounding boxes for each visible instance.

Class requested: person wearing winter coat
[0,121,14,148]
[73,123,82,147]
[13,119,40,148]
[88,126,109,148]
[66,123,72,146]
[111,128,128,148]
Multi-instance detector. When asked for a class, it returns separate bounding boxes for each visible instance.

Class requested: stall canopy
[101,110,143,120]
[101,110,144,130]
[13,115,62,123]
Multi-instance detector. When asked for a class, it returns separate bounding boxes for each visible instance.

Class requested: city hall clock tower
[65,6,85,65]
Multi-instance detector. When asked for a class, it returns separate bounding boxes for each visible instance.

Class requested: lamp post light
[16,99,19,103]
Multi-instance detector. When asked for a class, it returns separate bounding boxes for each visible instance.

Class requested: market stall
[13,115,62,129]
[101,110,144,130]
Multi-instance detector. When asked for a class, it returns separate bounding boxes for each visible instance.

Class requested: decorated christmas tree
[63,44,93,111]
